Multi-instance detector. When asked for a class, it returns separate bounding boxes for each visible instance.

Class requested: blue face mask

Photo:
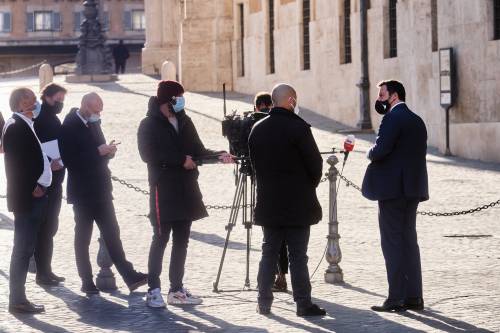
[32,101,42,119]
[172,96,185,113]
[88,113,101,123]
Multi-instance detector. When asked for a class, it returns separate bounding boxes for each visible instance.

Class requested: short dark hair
[377,80,406,101]
[254,92,272,108]
[41,83,67,100]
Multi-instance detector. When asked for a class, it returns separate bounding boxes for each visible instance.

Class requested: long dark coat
[137,97,220,225]
[248,107,323,228]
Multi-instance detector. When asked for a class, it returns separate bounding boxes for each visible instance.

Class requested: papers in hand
[41,140,64,166]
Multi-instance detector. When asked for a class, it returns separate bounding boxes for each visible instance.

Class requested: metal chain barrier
[0,60,47,77]
[336,174,499,217]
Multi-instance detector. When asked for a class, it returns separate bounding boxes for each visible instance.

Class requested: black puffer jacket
[137,97,220,223]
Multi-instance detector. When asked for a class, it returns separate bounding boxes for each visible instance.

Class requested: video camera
[221,84,267,157]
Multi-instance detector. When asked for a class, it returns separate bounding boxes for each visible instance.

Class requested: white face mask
[88,113,101,123]
[294,104,300,115]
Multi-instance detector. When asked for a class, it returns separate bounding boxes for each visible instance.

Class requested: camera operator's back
[248,106,323,228]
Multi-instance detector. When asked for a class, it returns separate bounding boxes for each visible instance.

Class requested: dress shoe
[371,299,406,312]
[9,301,45,314]
[256,304,271,315]
[36,275,60,287]
[405,297,424,311]
[297,304,326,317]
[81,280,99,295]
[127,272,148,292]
[48,272,65,282]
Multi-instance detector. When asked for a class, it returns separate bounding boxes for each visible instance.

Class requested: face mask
[32,101,42,119]
[88,113,101,123]
[172,96,185,113]
[259,108,270,113]
[53,101,64,114]
[374,99,391,115]
[290,98,300,115]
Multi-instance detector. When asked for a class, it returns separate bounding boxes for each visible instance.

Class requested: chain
[320,177,328,183]
[335,174,500,217]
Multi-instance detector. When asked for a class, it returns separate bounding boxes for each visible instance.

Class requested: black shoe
[81,280,99,295]
[36,275,60,287]
[271,274,288,293]
[371,299,406,312]
[127,273,148,292]
[256,305,271,315]
[48,272,65,282]
[9,301,45,314]
[297,304,326,317]
[405,297,424,311]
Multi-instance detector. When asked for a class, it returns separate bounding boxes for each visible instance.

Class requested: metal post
[324,155,344,283]
[96,237,117,291]
[356,0,372,130]
[445,106,452,156]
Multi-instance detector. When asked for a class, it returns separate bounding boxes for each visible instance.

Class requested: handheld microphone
[343,135,355,165]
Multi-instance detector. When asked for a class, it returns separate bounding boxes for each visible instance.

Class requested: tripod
[213,158,255,292]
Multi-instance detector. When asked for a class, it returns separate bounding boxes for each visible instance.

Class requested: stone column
[142,0,180,76]
[39,63,53,91]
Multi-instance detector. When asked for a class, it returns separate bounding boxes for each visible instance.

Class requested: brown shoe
[271,273,287,292]
[9,301,45,314]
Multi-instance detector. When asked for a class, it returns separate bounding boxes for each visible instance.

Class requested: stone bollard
[161,61,177,81]
[96,237,117,291]
[324,155,344,283]
[39,63,53,91]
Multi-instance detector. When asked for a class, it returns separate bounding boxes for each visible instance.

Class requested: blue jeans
[9,197,48,304]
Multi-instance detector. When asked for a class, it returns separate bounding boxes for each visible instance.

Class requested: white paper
[41,140,64,166]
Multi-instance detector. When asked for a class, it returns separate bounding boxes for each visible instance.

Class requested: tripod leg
[213,173,244,292]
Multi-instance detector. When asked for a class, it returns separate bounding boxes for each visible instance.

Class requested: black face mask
[374,99,391,115]
[53,101,64,114]
[259,108,270,114]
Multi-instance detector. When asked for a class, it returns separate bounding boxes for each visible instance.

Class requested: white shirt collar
[15,112,34,126]
[390,101,405,112]
[76,109,88,125]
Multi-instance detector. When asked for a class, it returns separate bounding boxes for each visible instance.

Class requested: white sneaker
[146,288,166,308]
[167,288,203,305]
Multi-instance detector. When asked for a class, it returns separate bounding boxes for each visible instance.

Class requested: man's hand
[50,159,64,171]
[32,185,45,198]
[98,143,118,156]
[218,152,235,164]
[183,155,197,170]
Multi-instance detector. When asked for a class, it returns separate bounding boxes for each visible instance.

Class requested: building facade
[0,0,145,75]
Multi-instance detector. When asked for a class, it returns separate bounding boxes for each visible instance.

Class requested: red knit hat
[157,80,184,105]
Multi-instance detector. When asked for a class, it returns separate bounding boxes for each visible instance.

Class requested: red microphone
[343,135,355,164]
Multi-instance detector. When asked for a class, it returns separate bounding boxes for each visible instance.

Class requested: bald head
[80,92,103,118]
[271,84,297,111]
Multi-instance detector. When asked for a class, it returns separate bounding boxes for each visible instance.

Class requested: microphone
[343,135,355,164]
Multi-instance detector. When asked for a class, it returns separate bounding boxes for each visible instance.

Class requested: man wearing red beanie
[138,80,233,308]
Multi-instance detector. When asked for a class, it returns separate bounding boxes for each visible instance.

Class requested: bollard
[324,155,344,283]
[96,237,117,291]
[161,61,176,81]
[39,63,53,91]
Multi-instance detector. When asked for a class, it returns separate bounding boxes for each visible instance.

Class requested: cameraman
[138,80,232,309]
[254,92,272,113]
[249,83,325,317]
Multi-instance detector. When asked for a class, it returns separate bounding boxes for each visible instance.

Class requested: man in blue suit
[362,80,429,312]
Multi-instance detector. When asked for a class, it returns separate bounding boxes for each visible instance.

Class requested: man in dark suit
[33,83,67,286]
[3,87,52,313]
[249,83,326,317]
[362,80,429,312]
[59,92,147,294]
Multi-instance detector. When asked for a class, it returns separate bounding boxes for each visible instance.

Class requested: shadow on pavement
[11,313,71,333]
[401,309,494,333]
[189,230,260,252]
[43,286,268,332]
[0,213,13,231]
[87,81,151,98]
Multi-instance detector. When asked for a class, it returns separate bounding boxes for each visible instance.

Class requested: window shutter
[26,12,34,32]
[53,12,61,31]
[3,13,11,32]
[123,11,132,31]
[74,12,81,31]
[103,11,110,31]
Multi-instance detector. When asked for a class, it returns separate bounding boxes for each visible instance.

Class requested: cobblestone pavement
[0,75,499,333]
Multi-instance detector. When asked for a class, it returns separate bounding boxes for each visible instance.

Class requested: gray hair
[9,87,34,112]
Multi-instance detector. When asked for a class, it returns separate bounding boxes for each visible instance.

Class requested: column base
[325,268,344,284]
[96,268,117,292]
[142,47,178,76]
